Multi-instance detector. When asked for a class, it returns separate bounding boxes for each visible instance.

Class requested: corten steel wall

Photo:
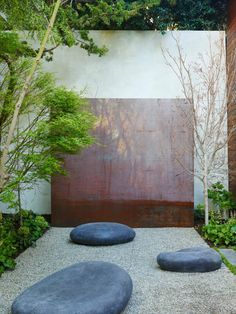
[228,1,236,195]
[52,99,194,227]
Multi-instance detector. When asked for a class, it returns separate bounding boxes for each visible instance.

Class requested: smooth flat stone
[219,249,236,265]
[70,222,136,245]
[12,261,133,314]
[157,247,222,272]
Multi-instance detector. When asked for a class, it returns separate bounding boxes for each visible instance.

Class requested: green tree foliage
[0,0,108,57]
[1,0,222,61]
[73,0,226,31]
[74,0,162,29]
[0,1,226,46]
[146,0,227,31]
[0,33,96,210]
[0,0,168,58]
[0,0,198,59]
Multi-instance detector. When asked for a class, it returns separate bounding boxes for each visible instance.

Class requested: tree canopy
[120,0,227,31]
[0,39,96,209]
[0,1,97,210]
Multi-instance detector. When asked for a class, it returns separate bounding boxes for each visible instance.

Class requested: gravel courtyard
[1,228,236,314]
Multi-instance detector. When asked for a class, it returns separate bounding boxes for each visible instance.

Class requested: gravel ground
[1,228,236,314]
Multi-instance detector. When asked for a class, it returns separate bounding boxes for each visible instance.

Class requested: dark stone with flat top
[70,222,136,246]
[157,247,222,272]
[219,248,236,265]
[12,261,133,314]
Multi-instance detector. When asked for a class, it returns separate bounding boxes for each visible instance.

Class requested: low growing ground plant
[202,218,236,247]
[208,182,236,219]
[196,183,236,247]
[0,210,48,275]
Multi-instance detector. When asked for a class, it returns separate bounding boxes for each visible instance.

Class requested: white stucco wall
[3,30,226,214]
[43,31,225,98]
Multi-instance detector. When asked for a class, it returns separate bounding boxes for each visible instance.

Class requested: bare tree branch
[163,33,233,225]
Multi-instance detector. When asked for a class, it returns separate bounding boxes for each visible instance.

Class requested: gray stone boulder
[157,247,222,272]
[12,261,133,314]
[70,222,136,246]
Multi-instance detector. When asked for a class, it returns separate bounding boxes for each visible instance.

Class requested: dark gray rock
[70,222,136,246]
[12,261,133,314]
[157,247,222,272]
[219,248,236,266]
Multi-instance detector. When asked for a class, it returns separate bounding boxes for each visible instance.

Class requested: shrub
[0,210,49,275]
[202,218,236,246]
[208,182,236,219]
[194,204,205,223]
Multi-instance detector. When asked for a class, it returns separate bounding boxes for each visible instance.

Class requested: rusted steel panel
[228,0,236,31]
[52,200,193,227]
[52,99,193,227]
[227,1,236,196]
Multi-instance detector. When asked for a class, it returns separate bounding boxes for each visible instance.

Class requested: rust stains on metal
[227,1,236,197]
[52,99,194,227]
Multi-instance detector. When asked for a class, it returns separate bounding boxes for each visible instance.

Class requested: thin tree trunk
[0,0,61,192]
[203,173,209,225]
[17,184,22,225]
[16,118,23,225]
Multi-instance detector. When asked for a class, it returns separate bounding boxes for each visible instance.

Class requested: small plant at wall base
[196,183,236,247]
[0,211,48,276]
[197,182,236,222]
[202,218,236,247]
[208,182,236,219]
[194,204,205,224]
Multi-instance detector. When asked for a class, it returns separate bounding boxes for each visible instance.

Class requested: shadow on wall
[51,98,194,227]
[66,98,193,202]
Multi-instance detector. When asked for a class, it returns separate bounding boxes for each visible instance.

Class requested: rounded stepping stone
[157,247,222,272]
[12,261,133,314]
[70,222,136,245]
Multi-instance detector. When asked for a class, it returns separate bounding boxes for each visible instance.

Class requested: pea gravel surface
[1,228,236,314]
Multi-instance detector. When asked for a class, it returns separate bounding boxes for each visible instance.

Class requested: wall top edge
[20,30,225,35]
[85,97,187,100]
[74,30,225,34]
